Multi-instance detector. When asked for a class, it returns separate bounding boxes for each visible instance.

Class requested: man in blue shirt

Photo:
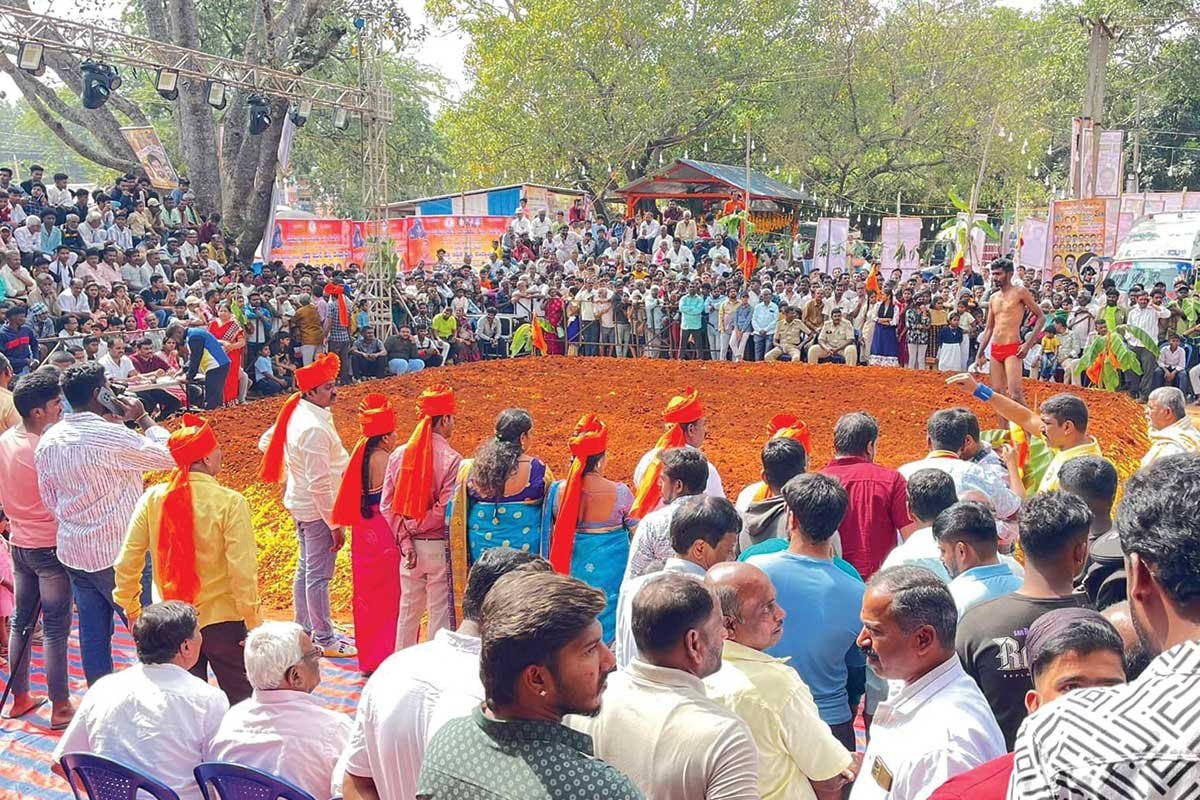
[165,323,230,410]
[0,305,38,374]
[748,472,866,751]
[934,500,1023,616]
[751,287,780,361]
[679,283,706,360]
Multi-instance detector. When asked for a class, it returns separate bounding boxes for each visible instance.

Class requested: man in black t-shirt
[956,491,1093,749]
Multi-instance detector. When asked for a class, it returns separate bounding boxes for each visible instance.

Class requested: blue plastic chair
[193,763,317,800]
[60,753,180,800]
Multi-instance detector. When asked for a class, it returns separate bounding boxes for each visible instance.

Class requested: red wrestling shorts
[991,342,1021,362]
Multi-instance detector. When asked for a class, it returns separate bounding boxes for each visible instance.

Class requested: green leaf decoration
[1102,360,1121,390]
[979,429,1055,492]
[974,219,1000,241]
[949,189,969,212]
[1120,323,1161,356]
[509,323,532,356]
[1076,335,1105,373]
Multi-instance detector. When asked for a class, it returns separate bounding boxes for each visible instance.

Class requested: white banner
[261,114,297,263]
[814,217,849,274]
[881,216,922,276]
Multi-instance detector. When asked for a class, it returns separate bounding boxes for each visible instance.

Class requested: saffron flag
[530,313,547,355]
[950,250,966,274]
[865,263,880,294]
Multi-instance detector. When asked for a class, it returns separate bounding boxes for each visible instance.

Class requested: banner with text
[813,217,850,274]
[880,217,922,276]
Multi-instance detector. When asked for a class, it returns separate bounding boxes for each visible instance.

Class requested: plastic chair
[193,762,317,800]
[60,752,180,800]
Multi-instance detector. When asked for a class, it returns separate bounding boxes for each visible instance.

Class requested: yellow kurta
[115,472,262,630]
[1038,436,1103,493]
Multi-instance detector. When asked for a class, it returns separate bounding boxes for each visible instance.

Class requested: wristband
[973,384,995,402]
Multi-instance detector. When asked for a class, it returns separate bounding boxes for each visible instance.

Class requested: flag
[738,246,757,280]
[1009,421,1029,480]
[530,313,547,355]
[865,263,880,294]
[950,250,966,274]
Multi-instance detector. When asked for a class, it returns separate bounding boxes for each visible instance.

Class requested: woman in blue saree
[546,414,634,643]
[447,409,556,612]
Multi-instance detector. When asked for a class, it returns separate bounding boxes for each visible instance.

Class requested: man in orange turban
[324,283,354,385]
[114,414,260,704]
[630,387,724,519]
[256,352,355,658]
[380,384,463,649]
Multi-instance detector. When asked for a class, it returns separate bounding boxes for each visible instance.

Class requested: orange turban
[549,414,608,573]
[258,353,341,483]
[767,413,812,455]
[393,385,457,521]
[631,388,704,518]
[159,413,219,605]
[326,284,350,327]
[332,394,397,526]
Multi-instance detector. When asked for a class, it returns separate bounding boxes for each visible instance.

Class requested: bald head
[1102,601,1151,680]
[707,561,786,651]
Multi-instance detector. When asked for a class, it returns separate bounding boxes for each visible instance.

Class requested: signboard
[120,126,179,189]
[1050,198,1108,273]
[1018,217,1049,270]
[1095,130,1124,197]
[880,216,922,275]
[269,219,355,267]
[813,217,849,274]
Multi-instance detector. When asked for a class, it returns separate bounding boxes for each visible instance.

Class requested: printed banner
[120,126,179,189]
[269,218,355,267]
[813,217,849,274]
[880,216,922,275]
[402,215,510,270]
[1095,130,1124,197]
[1050,198,1108,272]
[1018,217,1049,270]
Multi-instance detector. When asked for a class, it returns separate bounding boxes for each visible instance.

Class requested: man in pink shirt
[820,412,915,579]
[0,369,74,728]
[380,386,462,649]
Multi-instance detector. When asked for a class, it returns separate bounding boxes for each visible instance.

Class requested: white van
[1108,211,1200,295]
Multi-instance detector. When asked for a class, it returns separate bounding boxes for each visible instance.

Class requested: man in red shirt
[928,607,1126,799]
[820,412,914,579]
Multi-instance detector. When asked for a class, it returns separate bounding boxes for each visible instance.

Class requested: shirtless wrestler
[975,257,1045,406]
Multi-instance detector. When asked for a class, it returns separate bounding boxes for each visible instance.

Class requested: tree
[0,0,417,256]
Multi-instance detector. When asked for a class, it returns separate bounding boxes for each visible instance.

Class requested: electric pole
[1073,16,1117,198]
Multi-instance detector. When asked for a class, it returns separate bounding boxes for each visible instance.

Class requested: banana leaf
[1121,323,1161,356]
[1101,360,1121,391]
[940,217,959,231]
[1108,336,1140,373]
[979,429,1055,493]
[949,189,969,212]
[1075,334,1106,374]
[509,323,532,356]
[974,219,1000,241]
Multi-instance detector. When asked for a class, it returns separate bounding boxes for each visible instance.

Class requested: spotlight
[155,68,179,101]
[289,99,312,127]
[80,61,120,110]
[247,94,272,135]
[332,107,350,131]
[16,42,44,75]
[205,81,227,110]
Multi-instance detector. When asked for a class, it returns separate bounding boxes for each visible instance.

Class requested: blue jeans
[388,358,425,375]
[753,333,771,360]
[65,560,151,685]
[9,546,73,703]
[294,518,337,646]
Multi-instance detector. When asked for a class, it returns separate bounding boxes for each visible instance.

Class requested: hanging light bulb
[731,133,737,145]
[998,125,1006,138]
[703,141,709,153]
[683,150,689,160]
[1046,142,1053,156]
[774,165,780,174]
[658,152,664,165]
[426,164,431,175]
[1007,132,1014,143]
[1021,138,1029,155]
[399,162,405,174]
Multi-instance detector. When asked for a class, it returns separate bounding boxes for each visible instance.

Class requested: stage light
[332,107,350,131]
[80,61,120,110]
[155,68,179,101]
[206,81,227,110]
[289,99,312,127]
[247,94,272,135]
[17,42,44,75]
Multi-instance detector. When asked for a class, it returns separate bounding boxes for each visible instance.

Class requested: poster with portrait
[120,126,180,189]
[1050,198,1108,275]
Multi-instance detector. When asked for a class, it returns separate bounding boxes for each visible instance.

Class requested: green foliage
[980,428,1055,493]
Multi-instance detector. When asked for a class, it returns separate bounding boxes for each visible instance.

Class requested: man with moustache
[851,566,1004,800]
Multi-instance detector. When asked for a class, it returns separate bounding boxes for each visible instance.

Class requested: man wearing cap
[258,353,355,658]
[631,387,725,518]
[808,307,858,365]
[116,413,261,703]
[380,385,461,648]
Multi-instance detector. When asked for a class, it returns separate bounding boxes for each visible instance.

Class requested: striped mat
[0,620,366,800]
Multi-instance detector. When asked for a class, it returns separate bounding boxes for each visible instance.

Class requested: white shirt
[850,656,1004,800]
[80,221,109,249]
[530,216,551,240]
[668,245,695,270]
[47,184,74,208]
[569,658,760,800]
[614,558,707,669]
[209,689,350,800]
[1125,303,1169,346]
[257,400,349,527]
[53,664,228,800]
[624,494,693,583]
[1159,344,1186,371]
[99,353,137,381]
[342,629,482,800]
[13,225,39,253]
[36,411,173,571]
[632,445,725,516]
[109,224,134,251]
[880,528,1023,586]
[897,455,1020,521]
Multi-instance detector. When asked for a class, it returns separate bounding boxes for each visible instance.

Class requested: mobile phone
[97,385,129,417]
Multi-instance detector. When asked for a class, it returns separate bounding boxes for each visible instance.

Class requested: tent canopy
[615,159,809,213]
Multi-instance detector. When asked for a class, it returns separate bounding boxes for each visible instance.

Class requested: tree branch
[18,82,139,173]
